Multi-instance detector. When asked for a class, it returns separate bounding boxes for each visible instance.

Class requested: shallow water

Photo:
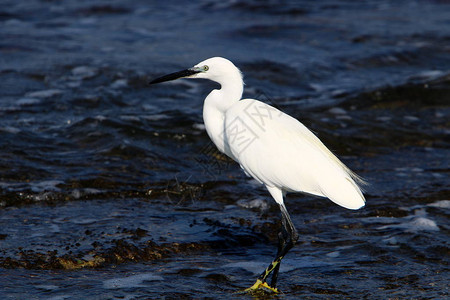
[0,1,449,299]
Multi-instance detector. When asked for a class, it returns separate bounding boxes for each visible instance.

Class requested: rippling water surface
[0,1,449,299]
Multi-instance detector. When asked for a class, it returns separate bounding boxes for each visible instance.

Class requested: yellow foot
[243,279,280,294]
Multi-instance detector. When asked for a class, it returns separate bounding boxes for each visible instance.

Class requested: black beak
[149,68,201,85]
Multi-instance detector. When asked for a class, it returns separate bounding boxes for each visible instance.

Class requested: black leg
[270,204,298,288]
[255,203,299,289]
[269,231,284,288]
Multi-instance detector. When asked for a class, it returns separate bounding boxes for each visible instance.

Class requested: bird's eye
[203,65,209,71]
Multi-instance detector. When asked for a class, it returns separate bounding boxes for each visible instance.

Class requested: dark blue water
[0,1,449,299]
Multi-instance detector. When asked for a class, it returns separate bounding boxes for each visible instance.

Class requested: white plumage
[196,57,365,210]
[150,56,366,293]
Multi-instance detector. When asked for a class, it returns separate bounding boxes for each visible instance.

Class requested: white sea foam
[142,114,170,121]
[193,123,206,130]
[71,66,98,80]
[94,115,107,121]
[376,116,392,122]
[26,89,63,98]
[410,70,444,81]
[35,284,59,291]
[110,79,128,89]
[403,115,420,122]
[120,115,140,122]
[30,180,63,192]
[46,296,70,300]
[378,216,439,232]
[383,236,398,245]
[236,198,269,211]
[0,126,21,134]
[326,251,340,258]
[71,217,100,225]
[103,273,164,289]
[428,200,450,209]
[407,217,439,231]
[17,97,41,106]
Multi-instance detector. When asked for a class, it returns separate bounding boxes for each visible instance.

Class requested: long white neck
[202,71,243,159]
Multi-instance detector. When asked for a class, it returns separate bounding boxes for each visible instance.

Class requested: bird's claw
[243,279,280,294]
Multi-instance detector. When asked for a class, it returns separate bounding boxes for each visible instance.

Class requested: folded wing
[224,99,365,210]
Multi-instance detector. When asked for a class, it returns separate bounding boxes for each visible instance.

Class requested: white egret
[150,57,366,293]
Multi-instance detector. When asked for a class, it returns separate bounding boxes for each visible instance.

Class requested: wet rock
[0,239,211,270]
[121,227,149,240]
[252,220,280,243]
[345,76,450,109]
[366,207,409,218]
[57,255,106,269]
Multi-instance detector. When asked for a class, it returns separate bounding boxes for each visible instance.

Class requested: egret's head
[149,57,242,85]
[189,57,242,81]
